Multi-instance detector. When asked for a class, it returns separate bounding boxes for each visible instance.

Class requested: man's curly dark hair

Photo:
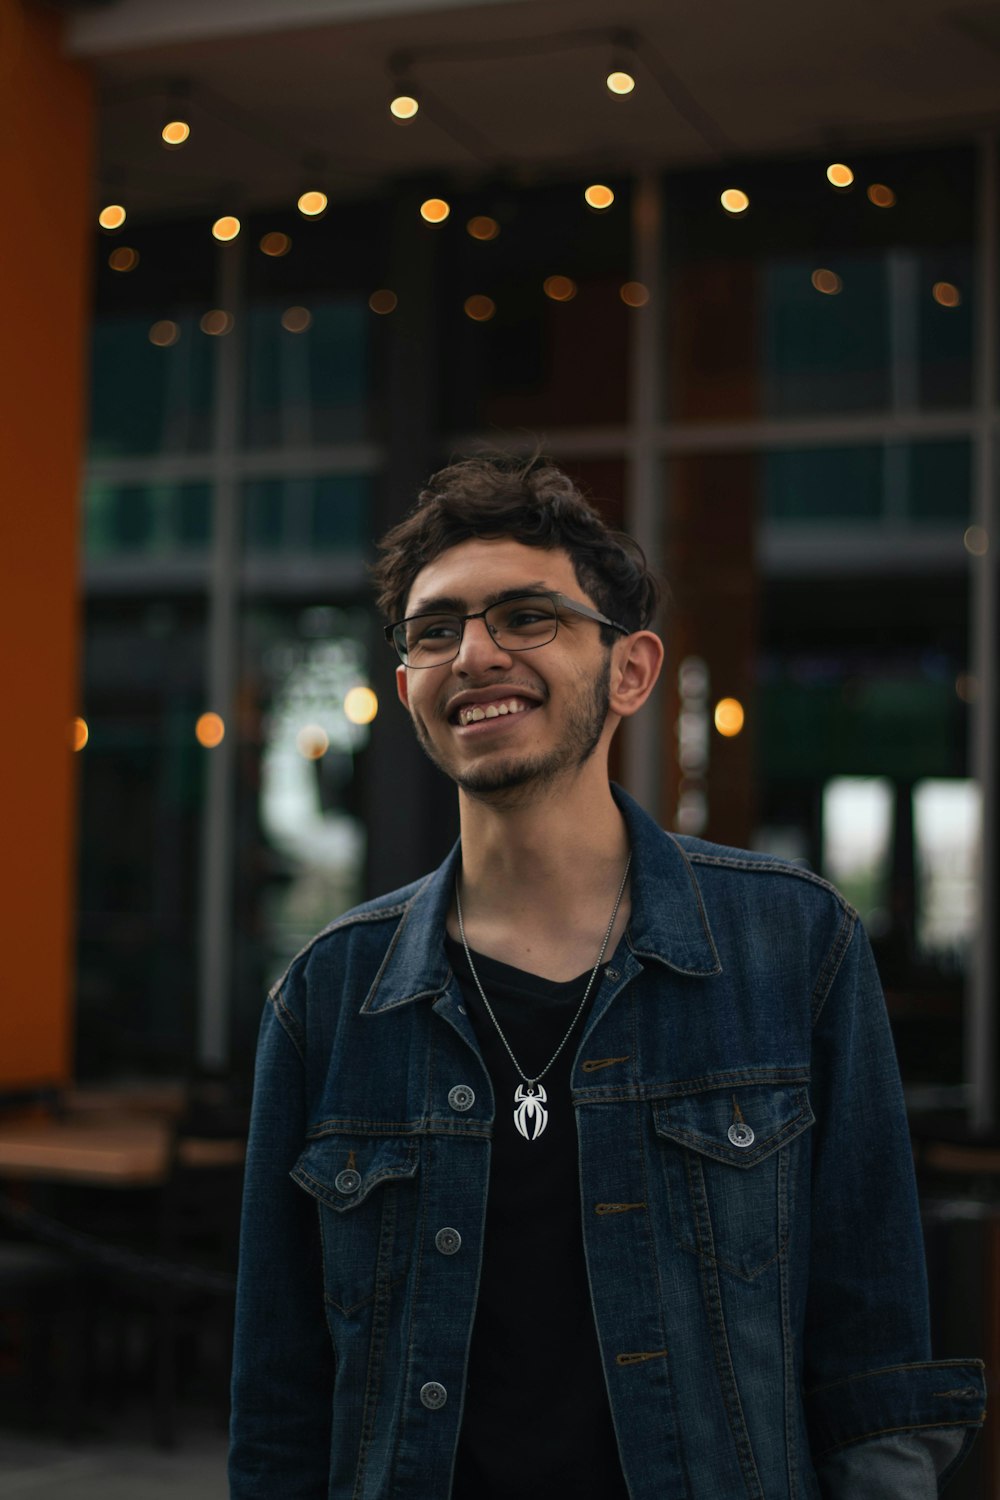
[372,454,661,645]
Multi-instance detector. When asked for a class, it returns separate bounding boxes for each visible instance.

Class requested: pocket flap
[291,1136,419,1212]
[653,1084,814,1169]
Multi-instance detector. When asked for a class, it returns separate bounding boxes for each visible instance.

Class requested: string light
[607,69,635,94]
[584,184,614,210]
[297,190,327,217]
[720,188,749,216]
[281,306,312,332]
[99,204,126,231]
[71,718,89,752]
[212,216,241,241]
[260,232,292,257]
[149,321,180,347]
[620,281,650,307]
[420,198,450,223]
[200,310,234,336]
[467,216,500,240]
[826,163,854,188]
[368,289,398,314]
[964,525,989,555]
[714,698,745,737]
[296,725,329,759]
[867,183,896,208]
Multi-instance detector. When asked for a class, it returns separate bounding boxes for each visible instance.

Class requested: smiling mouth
[452,698,536,727]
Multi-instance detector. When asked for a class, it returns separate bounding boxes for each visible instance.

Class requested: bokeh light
[933,281,961,308]
[811,268,843,295]
[196,712,225,748]
[212,216,241,241]
[149,321,180,347]
[714,698,745,737]
[161,120,190,146]
[368,289,398,314]
[260,232,292,257]
[867,183,896,208]
[720,188,749,215]
[296,724,330,759]
[200,309,234,336]
[71,717,89,752]
[108,247,139,272]
[464,294,496,322]
[826,163,854,188]
[99,204,126,231]
[584,184,615,210]
[344,686,379,725]
[281,306,312,333]
[620,281,650,307]
[390,94,419,120]
[543,275,577,302]
[606,70,635,95]
[420,198,450,224]
[467,216,500,241]
[297,190,327,217]
[964,525,989,555]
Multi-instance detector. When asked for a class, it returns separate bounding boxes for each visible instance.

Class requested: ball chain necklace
[454,853,631,1142]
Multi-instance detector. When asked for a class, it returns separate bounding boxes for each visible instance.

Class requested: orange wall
[0,3,93,1088]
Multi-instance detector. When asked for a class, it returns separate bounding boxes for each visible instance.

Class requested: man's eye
[413,619,460,642]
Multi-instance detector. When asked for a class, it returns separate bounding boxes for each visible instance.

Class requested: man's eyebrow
[405,582,551,616]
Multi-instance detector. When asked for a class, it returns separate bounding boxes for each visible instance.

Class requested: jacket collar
[361,784,721,1014]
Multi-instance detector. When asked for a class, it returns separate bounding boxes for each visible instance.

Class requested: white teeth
[457,698,531,725]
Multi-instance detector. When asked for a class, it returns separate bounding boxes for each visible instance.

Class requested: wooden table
[0,1119,243,1188]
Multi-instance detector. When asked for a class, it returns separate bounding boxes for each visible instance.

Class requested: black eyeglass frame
[384,590,631,667]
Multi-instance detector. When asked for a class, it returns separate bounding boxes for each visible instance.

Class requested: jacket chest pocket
[652,1084,814,1282]
[291,1135,420,1315]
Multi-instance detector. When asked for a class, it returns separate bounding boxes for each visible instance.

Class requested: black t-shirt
[446,936,629,1500]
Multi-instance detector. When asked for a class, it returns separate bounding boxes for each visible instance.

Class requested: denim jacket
[229,787,985,1499]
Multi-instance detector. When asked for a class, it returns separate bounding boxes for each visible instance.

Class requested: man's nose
[452,616,513,673]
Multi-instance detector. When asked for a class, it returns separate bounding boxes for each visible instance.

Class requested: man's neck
[449,770,631,979]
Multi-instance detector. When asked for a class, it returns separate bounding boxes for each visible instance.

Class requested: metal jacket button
[435,1227,462,1255]
[334,1169,362,1193]
[448,1085,475,1112]
[420,1381,447,1409]
[728,1123,755,1148]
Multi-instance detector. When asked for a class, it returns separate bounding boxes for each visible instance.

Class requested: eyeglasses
[385,590,629,668]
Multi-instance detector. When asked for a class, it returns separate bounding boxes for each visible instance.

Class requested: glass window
[244,298,370,446]
[84,481,213,557]
[913,778,982,970]
[821,775,894,927]
[243,474,371,555]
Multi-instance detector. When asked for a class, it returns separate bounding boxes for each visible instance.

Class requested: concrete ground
[0,1418,228,1499]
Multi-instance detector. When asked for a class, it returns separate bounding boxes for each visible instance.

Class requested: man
[229,456,984,1498]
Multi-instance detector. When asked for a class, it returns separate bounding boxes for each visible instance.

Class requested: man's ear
[609,632,664,720]
[395,664,410,711]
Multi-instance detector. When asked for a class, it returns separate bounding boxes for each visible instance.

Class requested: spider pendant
[513,1083,549,1141]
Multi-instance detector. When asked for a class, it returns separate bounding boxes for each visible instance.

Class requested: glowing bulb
[714,698,745,737]
[811,268,843,295]
[464,295,496,322]
[826,162,854,188]
[390,94,419,120]
[620,281,650,307]
[933,282,961,308]
[584,184,614,210]
[964,526,989,555]
[162,119,190,146]
[212,216,241,241]
[99,204,126,231]
[281,306,312,333]
[296,725,330,759]
[543,275,577,302]
[467,216,500,241]
[720,188,749,215]
[297,190,327,217]
[368,289,398,314]
[420,198,450,224]
[607,70,635,94]
[196,712,225,747]
[260,232,291,257]
[344,686,379,725]
[108,247,139,272]
[71,717,89,752]
[149,321,180,347]
[867,183,896,208]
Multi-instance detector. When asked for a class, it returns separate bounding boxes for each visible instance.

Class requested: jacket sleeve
[802,910,985,1496]
[228,989,335,1499]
